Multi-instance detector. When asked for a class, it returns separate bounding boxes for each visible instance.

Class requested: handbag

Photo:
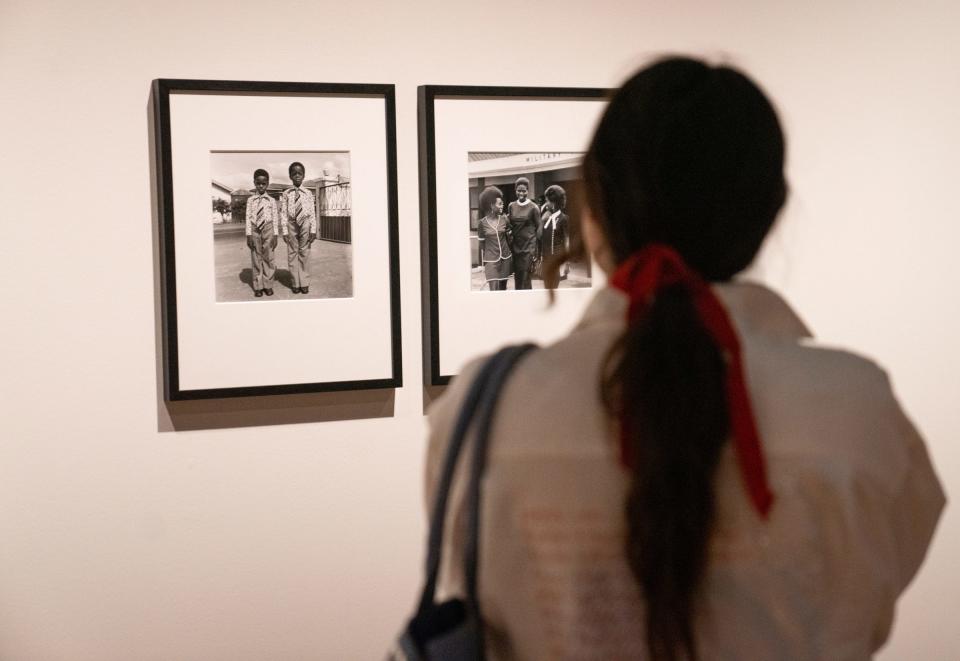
[389,344,537,661]
[530,254,543,281]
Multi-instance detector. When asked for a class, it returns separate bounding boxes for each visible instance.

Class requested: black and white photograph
[153,79,401,399]
[419,85,608,385]
[467,152,591,292]
[210,151,353,302]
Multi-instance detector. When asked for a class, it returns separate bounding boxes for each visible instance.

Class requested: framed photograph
[153,79,401,400]
[419,85,609,385]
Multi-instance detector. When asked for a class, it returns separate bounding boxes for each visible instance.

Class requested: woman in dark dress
[477,186,513,291]
[540,184,570,280]
[506,177,540,290]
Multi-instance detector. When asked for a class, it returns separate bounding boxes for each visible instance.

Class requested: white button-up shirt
[425,282,945,660]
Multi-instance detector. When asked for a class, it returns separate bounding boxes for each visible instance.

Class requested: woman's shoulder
[746,330,934,505]
[431,331,621,469]
[717,281,916,487]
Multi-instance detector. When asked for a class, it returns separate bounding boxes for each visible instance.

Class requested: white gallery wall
[1,0,957,658]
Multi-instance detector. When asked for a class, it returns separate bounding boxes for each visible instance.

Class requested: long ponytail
[581,57,786,660]
[602,285,729,660]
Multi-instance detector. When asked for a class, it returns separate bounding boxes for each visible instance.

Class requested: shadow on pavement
[274,268,295,290]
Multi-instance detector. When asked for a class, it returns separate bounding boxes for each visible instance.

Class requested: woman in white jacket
[425,56,945,660]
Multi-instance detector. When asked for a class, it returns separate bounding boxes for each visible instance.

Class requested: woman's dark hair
[478,185,504,217]
[543,184,566,209]
[583,57,786,661]
[514,176,530,189]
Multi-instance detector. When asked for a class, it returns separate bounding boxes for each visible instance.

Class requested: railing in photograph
[319,216,352,243]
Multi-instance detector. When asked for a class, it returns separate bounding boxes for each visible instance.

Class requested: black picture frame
[418,85,609,386]
[152,79,401,400]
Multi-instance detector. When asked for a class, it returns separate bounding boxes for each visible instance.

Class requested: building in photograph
[211,180,233,222]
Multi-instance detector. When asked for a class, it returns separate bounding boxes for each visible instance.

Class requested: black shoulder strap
[462,344,536,612]
[417,343,537,618]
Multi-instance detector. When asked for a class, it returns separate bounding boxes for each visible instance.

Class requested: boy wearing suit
[245,168,278,297]
[279,162,317,294]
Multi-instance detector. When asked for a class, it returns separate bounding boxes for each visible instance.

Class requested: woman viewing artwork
[421,56,944,660]
[477,185,513,291]
[506,177,541,290]
[540,184,570,281]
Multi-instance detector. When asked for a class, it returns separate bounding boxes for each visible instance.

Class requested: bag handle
[417,344,537,619]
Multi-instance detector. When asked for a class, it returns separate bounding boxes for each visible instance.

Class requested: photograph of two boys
[210,151,353,302]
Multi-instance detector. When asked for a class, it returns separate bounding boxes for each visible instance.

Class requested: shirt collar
[544,209,563,229]
[574,280,812,342]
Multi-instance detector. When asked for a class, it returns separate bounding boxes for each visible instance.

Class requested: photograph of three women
[466,152,593,292]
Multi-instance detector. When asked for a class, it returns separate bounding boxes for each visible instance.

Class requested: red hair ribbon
[609,244,774,519]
